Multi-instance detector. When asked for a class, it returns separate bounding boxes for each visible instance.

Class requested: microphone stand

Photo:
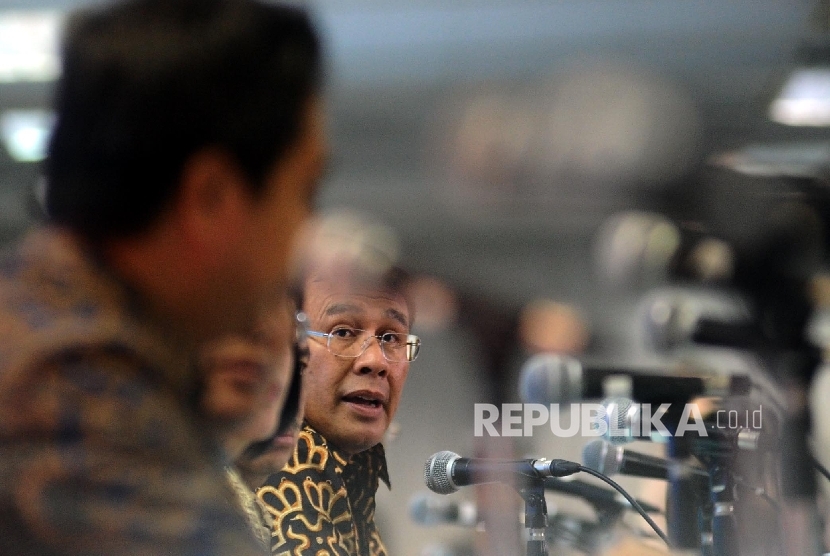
[687,423,748,556]
[518,479,548,556]
[690,194,828,554]
[699,498,714,556]
[666,435,705,551]
[707,459,739,556]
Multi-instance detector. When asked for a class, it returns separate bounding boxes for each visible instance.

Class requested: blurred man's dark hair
[45,0,321,239]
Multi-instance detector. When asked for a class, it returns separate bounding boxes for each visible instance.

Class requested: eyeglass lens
[328,329,419,362]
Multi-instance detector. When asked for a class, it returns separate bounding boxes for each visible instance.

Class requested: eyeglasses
[295,311,310,346]
[306,325,421,363]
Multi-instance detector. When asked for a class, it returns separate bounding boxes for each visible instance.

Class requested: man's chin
[330,427,385,456]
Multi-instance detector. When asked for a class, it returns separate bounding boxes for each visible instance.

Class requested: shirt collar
[303,423,391,489]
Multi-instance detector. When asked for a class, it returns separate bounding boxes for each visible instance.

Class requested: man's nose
[353,336,388,377]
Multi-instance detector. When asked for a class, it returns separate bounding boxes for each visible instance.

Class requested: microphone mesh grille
[581,439,622,475]
[518,353,583,404]
[424,451,459,495]
[581,439,604,473]
[602,396,635,445]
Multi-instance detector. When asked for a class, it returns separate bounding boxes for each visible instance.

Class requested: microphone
[409,492,478,527]
[424,451,581,495]
[600,396,685,444]
[583,437,705,549]
[600,395,773,451]
[581,439,708,481]
[518,353,751,406]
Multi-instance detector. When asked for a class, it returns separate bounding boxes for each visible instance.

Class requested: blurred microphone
[409,492,478,527]
[518,353,751,405]
[581,438,707,551]
[601,396,662,444]
[581,439,708,481]
[600,396,773,450]
[638,286,754,352]
[424,451,580,495]
[585,420,711,550]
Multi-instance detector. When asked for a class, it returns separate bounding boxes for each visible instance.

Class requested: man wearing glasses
[258,266,420,556]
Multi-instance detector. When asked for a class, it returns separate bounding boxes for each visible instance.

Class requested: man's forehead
[323,301,408,327]
[305,271,400,296]
[304,275,410,324]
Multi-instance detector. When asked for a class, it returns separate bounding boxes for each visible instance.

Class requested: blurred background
[3,0,830,554]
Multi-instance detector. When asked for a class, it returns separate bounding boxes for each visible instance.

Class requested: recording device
[518,353,751,406]
[424,451,580,495]
[581,439,708,481]
[409,492,479,527]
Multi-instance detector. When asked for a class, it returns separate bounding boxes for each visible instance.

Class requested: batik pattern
[0,227,264,556]
[257,425,390,556]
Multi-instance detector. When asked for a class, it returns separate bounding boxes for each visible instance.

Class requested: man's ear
[175,148,250,262]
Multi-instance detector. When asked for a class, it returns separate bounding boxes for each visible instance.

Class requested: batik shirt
[227,466,274,549]
[0,227,265,556]
[257,425,390,556]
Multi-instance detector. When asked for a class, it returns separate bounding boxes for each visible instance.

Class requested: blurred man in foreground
[258,265,421,555]
[200,296,308,549]
[0,0,326,554]
[235,345,307,492]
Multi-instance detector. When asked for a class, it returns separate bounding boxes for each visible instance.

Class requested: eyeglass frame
[295,311,310,347]
[304,324,421,363]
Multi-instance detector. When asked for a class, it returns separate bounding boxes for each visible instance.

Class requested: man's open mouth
[343,393,383,408]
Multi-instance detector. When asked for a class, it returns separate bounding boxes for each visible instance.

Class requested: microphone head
[518,353,583,404]
[424,451,460,495]
[581,439,622,475]
[601,396,639,445]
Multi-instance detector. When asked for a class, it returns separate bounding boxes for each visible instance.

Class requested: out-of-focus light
[0,110,55,162]
[518,299,590,355]
[594,211,681,288]
[0,11,62,83]
[770,68,830,126]
[710,141,830,178]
